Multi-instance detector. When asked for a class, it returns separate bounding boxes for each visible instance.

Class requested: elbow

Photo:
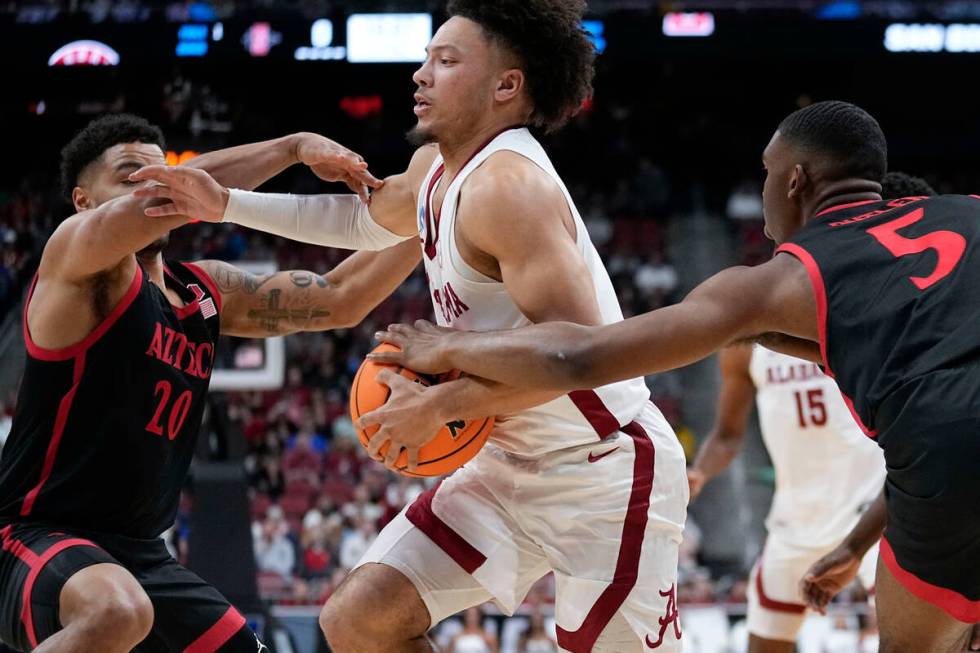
[557,325,603,390]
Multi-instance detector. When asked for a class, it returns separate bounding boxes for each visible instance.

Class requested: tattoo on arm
[246,288,332,334]
[288,271,330,289]
[210,262,274,294]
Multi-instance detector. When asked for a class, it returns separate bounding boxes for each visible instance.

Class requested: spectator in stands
[633,250,678,308]
[341,483,383,525]
[519,608,557,653]
[449,607,498,653]
[253,505,296,579]
[338,517,376,571]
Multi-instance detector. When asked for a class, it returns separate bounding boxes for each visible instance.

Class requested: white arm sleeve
[222,188,414,251]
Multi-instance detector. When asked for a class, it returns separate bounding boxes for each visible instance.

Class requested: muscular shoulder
[458,152,570,250]
[403,145,440,193]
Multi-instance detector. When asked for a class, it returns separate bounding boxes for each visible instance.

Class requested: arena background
[1,1,979,651]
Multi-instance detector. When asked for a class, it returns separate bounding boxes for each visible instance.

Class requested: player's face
[409,17,498,145]
[761,131,805,244]
[74,142,167,211]
[74,142,169,255]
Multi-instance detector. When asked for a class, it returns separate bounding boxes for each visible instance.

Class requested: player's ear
[494,68,525,104]
[71,186,95,213]
[788,164,808,200]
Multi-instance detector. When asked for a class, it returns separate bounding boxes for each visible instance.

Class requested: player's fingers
[406,448,419,473]
[366,428,389,458]
[144,203,182,218]
[414,319,438,332]
[129,165,171,183]
[132,184,174,200]
[367,348,404,364]
[358,408,384,430]
[374,368,400,388]
[383,442,402,469]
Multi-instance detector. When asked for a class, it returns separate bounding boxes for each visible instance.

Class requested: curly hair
[60,113,165,199]
[881,171,935,199]
[778,101,887,182]
[447,0,595,133]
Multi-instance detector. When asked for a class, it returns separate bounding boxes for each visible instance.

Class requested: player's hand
[357,368,443,473]
[129,166,228,222]
[687,468,706,501]
[799,544,862,614]
[368,320,458,374]
[293,132,383,203]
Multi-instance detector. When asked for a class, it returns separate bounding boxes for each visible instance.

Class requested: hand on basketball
[799,545,862,614]
[358,368,443,472]
[129,166,228,222]
[293,133,382,203]
[368,320,457,374]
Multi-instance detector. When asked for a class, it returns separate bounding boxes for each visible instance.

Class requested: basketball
[349,343,494,477]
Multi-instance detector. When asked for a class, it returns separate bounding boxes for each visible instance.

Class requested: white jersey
[417,128,650,456]
[749,346,885,548]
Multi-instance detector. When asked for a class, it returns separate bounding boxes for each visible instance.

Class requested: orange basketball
[349,343,494,477]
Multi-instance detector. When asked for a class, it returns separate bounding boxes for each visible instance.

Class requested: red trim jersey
[0,260,222,538]
[776,195,980,434]
[417,128,651,455]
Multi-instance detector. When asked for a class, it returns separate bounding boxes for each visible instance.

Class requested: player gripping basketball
[0,114,419,652]
[369,101,980,652]
[134,2,689,651]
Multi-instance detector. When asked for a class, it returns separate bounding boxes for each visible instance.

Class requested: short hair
[880,171,936,199]
[447,0,595,133]
[778,101,887,183]
[60,113,165,199]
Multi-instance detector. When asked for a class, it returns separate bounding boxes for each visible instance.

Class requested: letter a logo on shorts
[645,583,682,649]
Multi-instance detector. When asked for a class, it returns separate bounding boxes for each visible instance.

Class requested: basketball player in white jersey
[688,345,885,653]
[130,1,688,651]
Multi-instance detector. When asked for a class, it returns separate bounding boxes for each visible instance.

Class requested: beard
[406,124,437,147]
[136,234,169,259]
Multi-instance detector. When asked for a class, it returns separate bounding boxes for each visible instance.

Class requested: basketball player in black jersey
[0,114,420,653]
[369,101,980,651]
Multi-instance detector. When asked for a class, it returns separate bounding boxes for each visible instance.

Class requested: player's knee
[63,566,154,644]
[98,583,154,643]
[320,564,428,648]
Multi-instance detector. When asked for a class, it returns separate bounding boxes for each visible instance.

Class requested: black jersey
[0,260,222,538]
[777,194,980,435]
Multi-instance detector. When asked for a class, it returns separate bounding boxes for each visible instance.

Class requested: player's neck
[439,120,521,178]
[808,179,883,220]
[136,252,167,292]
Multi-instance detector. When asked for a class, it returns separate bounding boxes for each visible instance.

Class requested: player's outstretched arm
[41,192,190,282]
[130,145,436,250]
[192,239,420,338]
[688,346,756,500]
[180,132,382,198]
[375,252,819,392]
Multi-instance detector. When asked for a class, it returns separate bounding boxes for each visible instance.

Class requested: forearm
[691,431,743,483]
[183,134,299,191]
[427,375,563,423]
[839,488,887,557]
[66,194,188,277]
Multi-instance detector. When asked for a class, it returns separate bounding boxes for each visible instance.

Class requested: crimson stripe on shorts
[880,536,980,623]
[20,351,87,516]
[568,390,621,439]
[183,606,247,653]
[405,481,487,574]
[556,420,655,653]
[754,553,805,614]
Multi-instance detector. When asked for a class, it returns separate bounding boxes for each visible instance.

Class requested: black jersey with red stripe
[777,194,980,434]
[0,260,222,538]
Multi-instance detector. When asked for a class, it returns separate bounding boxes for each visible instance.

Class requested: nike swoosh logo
[588,447,619,463]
